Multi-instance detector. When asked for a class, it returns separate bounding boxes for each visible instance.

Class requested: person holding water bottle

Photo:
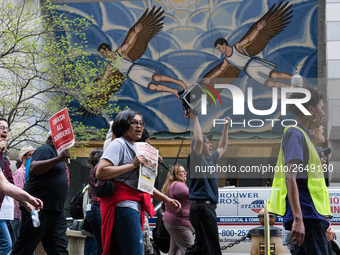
[12,131,70,255]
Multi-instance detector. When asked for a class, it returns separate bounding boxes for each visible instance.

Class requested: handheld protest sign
[49,108,75,164]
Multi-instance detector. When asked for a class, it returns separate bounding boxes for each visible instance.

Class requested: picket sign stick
[264,199,270,255]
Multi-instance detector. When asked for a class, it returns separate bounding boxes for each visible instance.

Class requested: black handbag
[81,218,94,235]
[90,165,115,198]
[90,140,136,198]
[69,183,86,219]
[152,204,170,253]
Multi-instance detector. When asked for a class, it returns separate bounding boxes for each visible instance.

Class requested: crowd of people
[0,85,336,255]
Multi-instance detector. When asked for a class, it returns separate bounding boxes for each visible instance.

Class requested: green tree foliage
[0,0,119,150]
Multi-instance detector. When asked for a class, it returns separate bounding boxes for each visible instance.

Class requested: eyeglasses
[179,170,187,174]
[319,153,326,158]
[0,126,10,132]
[130,120,145,127]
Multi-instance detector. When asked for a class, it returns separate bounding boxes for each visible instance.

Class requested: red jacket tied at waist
[99,182,155,255]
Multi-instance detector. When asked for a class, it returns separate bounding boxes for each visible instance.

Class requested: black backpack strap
[0,151,8,169]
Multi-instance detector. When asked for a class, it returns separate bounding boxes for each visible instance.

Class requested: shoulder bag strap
[112,140,138,192]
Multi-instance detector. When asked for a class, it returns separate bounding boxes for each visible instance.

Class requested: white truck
[150,186,340,254]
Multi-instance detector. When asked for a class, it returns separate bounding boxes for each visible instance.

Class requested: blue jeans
[84,236,97,255]
[112,207,144,255]
[0,220,12,255]
[85,204,103,255]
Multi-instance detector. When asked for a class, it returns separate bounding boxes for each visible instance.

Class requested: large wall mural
[58,0,318,136]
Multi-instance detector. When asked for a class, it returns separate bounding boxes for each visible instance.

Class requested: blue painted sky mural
[55,0,318,136]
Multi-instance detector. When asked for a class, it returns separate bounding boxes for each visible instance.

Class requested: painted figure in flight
[79,7,187,118]
[202,1,298,105]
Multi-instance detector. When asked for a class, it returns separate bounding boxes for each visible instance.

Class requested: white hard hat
[18,145,35,160]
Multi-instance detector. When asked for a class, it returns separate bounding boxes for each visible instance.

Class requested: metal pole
[264,199,270,255]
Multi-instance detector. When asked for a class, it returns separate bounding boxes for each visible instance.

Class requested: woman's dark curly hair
[288,86,324,116]
[87,148,103,167]
[16,159,23,169]
[112,109,142,138]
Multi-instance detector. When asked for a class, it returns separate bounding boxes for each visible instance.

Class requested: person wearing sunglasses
[96,109,181,255]
[316,147,331,167]
[162,164,193,255]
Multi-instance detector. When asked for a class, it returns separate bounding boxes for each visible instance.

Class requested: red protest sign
[49,108,75,154]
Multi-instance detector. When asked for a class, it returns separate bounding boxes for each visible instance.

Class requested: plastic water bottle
[31,210,40,227]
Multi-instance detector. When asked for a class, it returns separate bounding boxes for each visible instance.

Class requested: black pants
[12,208,68,255]
[293,219,330,255]
[185,203,221,255]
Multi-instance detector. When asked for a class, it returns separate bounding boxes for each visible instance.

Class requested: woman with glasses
[96,109,181,255]
[161,164,194,255]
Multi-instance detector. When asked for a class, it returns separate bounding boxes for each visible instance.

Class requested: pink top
[13,165,26,219]
[162,182,192,226]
